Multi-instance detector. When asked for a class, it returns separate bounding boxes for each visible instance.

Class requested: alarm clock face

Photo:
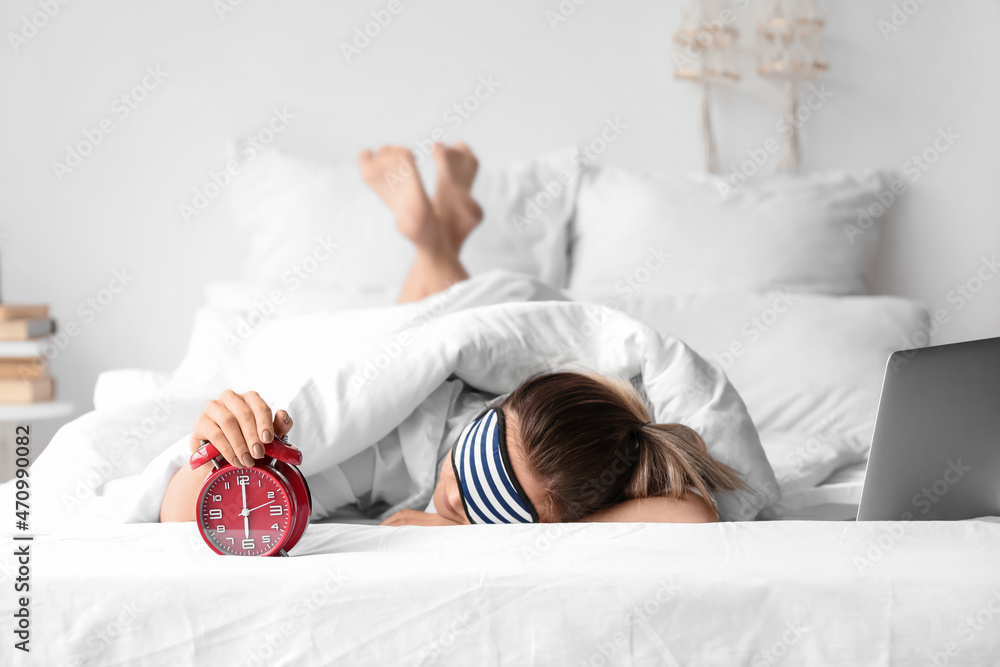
[198,466,295,557]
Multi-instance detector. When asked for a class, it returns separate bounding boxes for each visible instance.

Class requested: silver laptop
[857,335,1000,521]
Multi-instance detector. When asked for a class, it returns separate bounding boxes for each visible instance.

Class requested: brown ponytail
[503,371,747,522]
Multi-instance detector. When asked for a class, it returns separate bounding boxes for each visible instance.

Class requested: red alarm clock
[189,436,312,557]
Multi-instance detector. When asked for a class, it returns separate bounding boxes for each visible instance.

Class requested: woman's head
[432,371,747,524]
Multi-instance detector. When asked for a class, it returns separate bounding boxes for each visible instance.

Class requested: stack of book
[0,304,55,403]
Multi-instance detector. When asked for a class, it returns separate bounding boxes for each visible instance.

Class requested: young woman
[159,143,746,526]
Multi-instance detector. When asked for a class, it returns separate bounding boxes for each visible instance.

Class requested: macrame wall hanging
[757,0,829,172]
[674,0,828,174]
[673,0,740,174]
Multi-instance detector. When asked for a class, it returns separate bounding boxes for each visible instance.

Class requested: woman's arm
[585,492,719,524]
[160,461,214,522]
[376,494,719,527]
[159,390,293,522]
[379,509,461,526]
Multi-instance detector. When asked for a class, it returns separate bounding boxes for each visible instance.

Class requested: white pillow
[569,289,930,489]
[569,167,890,295]
[229,147,581,305]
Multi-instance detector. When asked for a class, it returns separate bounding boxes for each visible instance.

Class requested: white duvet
[18,270,779,533]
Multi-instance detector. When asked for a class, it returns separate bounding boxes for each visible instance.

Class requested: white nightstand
[0,401,74,482]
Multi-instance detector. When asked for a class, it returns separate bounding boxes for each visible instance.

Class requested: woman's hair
[503,371,747,522]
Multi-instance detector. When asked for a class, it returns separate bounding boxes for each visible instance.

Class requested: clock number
[209,509,222,520]
[262,535,271,544]
[242,538,255,550]
[237,475,249,486]
[226,537,235,544]
[216,525,226,533]
[271,523,280,530]
[213,494,222,501]
[270,505,283,516]
[225,482,230,490]
[267,492,275,499]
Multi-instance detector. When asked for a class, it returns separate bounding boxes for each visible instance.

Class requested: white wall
[2,0,998,449]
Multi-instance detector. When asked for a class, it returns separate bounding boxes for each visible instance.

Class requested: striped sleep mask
[451,407,539,524]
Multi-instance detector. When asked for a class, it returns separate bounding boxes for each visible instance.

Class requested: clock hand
[245,500,274,514]
[241,478,249,539]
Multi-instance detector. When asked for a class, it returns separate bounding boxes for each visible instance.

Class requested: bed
[4,148,998,666]
[13,517,1000,665]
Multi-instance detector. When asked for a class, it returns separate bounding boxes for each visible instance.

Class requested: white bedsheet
[763,462,868,520]
[4,518,1000,666]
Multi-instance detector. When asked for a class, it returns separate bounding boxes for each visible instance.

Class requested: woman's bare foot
[359,144,472,303]
[358,146,451,252]
[432,142,483,249]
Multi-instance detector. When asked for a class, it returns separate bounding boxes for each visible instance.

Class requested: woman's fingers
[192,390,286,468]
[273,409,293,440]
[193,412,238,468]
[243,391,274,446]
[221,390,263,462]
[380,510,412,526]
[205,398,252,468]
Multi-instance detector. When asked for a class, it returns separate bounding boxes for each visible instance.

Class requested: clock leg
[279,549,289,557]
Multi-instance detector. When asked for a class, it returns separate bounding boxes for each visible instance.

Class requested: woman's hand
[161,390,291,522]
[380,509,461,527]
[191,390,293,468]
